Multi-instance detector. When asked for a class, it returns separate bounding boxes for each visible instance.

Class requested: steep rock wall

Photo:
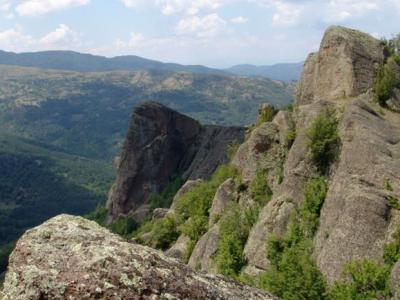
[107,101,245,221]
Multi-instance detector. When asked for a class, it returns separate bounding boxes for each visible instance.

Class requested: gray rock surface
[391,261,400,298]
[165,234,190,261]
[107,102,245,221]
[315,99,400,283]
[243,101,329,272]
[2,215,278,300]
[188,224,220,273]
[296,26,384,105]
[209,178,236,227]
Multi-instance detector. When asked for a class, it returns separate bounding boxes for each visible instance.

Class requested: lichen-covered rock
[2,215,278,300]
[296,26,384,105]
[107,102,245,222]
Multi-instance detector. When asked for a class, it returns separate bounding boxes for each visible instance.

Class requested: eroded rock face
[296,26,384,105]
[107,102,245,221]
[314,99,400,283]
[2,215,278,300]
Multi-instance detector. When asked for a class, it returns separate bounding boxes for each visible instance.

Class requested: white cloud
[0,27,35,49]
[326,0,379,21]
[0,0,11,12]
[175,13,227,37]
[40,24,81,48]
[230,16,248,24]
[16,0,90,16]
[254,0,303,26]
[271,1,303,26]
[0,24,83,52]
[115,32,144,49]
[120,0,230,15]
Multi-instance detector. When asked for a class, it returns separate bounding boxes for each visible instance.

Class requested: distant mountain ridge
[0,50,303,81]
[0,50,227,75]
[226,62,304,81]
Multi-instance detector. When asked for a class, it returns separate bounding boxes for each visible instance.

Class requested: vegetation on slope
[259,177,329,300]
[375,35,400,107]
[0,65,294,160]
[307,108,339,174]
[0,134,115,273]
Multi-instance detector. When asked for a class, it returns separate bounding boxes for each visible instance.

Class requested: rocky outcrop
[296,26,384,105]
[243,100,329,272]
[2,215,278,300]
[314,99,400,282]
[107,102,245,221]
[208,178,236,227]
[188,224,220,273]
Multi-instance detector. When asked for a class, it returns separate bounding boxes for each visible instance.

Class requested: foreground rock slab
[2,215,278,300]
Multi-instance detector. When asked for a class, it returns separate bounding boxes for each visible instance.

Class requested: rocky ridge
[142,25,400,292]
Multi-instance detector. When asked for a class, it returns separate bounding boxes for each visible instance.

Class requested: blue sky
[0,0,399,67]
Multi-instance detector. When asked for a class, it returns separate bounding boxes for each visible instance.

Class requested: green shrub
[375,63,398,106]
[384,227,400,266]
[329,259,392,300]
[307,108,339,174]
[257,105,277,126]
[180,215,208,243]
[150,216,180,250]
[175,164,235,257]
[249,168,272,206]
[85,204,108,226]
[259,178,329,299]
[285,128,297,149]
[262,216,327,299]
[110,216,138,236]
[388,196,400,210]
[215,203,258,277]
[149,175,184,211]
[301,177,328,237]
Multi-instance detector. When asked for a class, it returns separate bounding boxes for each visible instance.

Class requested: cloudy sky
[0,0,399,67]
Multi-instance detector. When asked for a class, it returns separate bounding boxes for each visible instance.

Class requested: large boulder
[2,215,278,300]
[107,102,245,221]
[296,26,384,105]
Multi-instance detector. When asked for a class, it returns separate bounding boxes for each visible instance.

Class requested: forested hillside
[0,133,115,273]
[0,65,293,160]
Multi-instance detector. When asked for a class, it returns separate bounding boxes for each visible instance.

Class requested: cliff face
[107,101,245,221]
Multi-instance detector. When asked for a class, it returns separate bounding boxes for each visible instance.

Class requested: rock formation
[1,215,278,300]
[162,25,400,288]
[107,101,245,221]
